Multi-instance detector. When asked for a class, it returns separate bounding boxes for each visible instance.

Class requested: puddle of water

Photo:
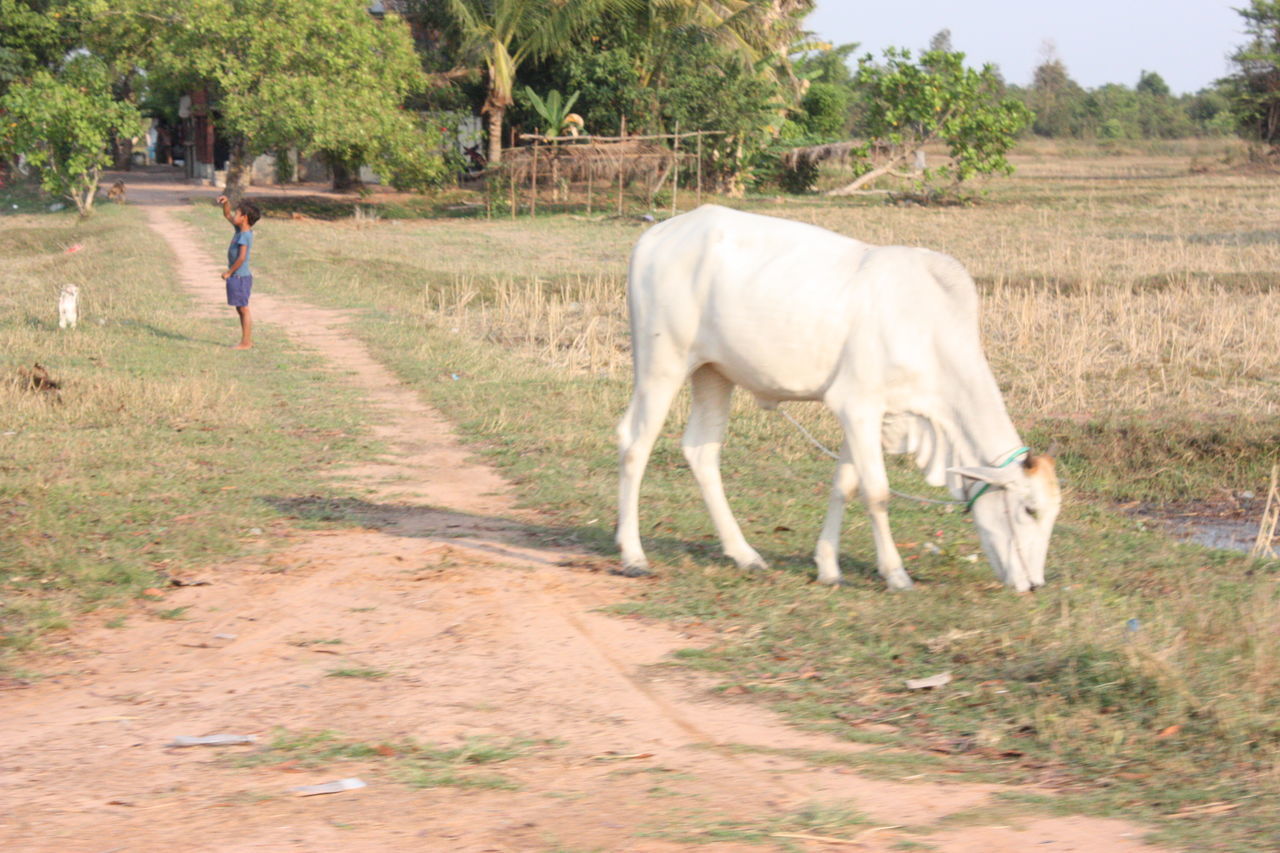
[1127,499,1277,555]
[1164,518,1262,553]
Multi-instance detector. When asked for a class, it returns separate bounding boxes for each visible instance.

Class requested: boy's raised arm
[215,195,235,224]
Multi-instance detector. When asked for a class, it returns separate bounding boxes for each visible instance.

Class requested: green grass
[232,728,532,790]
[0,203,380,663]
[641,801,874,848]
[325,667,388,679]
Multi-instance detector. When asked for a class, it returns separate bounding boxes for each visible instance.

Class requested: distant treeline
[785,34,1236,146]
[1009,63,1232,140]
[2,0,1278,206]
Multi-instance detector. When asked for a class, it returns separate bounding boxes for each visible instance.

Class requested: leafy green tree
[1082,83,1140,138]
[829,48,1030,195]
[1225,0,1280,142]
[443,0,619,164]
[658,38,788,193]
[795,81,849,138]
[534,46,647,136]
[792,41,858,88]
[1187,86,1236,135]
[1136,69,1171,97]
[0,0,82,94]
[1026,55,1088,136]
[124,0,444,198]
[0,56,142,214]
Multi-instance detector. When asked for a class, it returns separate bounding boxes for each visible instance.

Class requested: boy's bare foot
[233,342,252,350]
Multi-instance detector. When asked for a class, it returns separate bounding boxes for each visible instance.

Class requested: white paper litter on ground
[291,777,367,796]
[904,672,952,690]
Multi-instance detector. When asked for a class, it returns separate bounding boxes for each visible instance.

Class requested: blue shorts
[226,275,253,307]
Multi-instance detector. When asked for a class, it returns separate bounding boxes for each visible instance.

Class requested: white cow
[616,205,1060,591]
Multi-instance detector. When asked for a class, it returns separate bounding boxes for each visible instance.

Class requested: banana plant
[523,87,581,139]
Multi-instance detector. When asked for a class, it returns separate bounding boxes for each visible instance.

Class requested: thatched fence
[494,130,723,217]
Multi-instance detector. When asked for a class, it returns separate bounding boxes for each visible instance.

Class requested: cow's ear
[947,465,1024,486]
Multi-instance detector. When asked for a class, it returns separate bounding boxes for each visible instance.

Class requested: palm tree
[625,0,812,98]
[444,0,627,165]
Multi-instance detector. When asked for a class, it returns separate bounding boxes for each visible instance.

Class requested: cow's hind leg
[814,444,858,585]
[835,409,914,591]
[683,365,766,572]
[616,367,685,576]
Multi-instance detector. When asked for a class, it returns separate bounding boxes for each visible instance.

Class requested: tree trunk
[329,158,361,191]
[825,154,911,196]
[486,106,505,166]
[70,168,99,217]
[223,140,253,205]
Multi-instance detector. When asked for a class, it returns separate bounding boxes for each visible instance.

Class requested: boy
[216,195,261,349]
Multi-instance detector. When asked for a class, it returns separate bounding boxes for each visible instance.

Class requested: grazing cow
[616,205,1060,592]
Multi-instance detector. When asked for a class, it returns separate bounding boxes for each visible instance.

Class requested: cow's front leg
[844,411,913,591]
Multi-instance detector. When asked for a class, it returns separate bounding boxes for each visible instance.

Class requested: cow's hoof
[738,556,769,573]
[885,575,915,592]
[610,563,653,579]
[815,575,845,587]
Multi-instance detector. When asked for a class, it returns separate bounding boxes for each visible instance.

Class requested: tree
[1136,69,1171,97]
[782,41,857,142]
[793,40,858,88]
[927,28,953,55]
[536,46,646,137]
[658,38,789,194]
[796,81,849,138]
[1225,0,1280,143]
[1026,48,1087,136]
[443,0,619,165]
[125,0,444,198]
[1187,86,1236,135]
[0,0,87,96]
[0,56,141,215]
[828,48,1031,196]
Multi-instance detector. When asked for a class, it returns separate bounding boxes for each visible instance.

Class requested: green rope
[964,446,1031,513]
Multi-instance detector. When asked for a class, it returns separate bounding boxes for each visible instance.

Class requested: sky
[805,1,1248,95]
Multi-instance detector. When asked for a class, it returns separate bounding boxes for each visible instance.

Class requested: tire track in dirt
[0,176,1165,852]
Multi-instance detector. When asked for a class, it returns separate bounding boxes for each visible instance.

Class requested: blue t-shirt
[227,228,253,278]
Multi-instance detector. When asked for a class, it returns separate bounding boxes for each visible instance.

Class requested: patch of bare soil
[0,172,1165,851]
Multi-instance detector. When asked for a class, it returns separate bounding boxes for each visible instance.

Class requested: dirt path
[0,172,1164,852]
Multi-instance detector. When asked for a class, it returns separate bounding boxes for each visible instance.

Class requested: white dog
[58,283,79,329]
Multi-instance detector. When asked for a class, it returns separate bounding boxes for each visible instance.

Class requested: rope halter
[963,446,1030,513]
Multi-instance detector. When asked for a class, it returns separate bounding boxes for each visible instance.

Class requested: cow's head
[950,454,1060,592]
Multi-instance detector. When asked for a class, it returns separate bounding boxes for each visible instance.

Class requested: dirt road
[0,172,1162,852]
